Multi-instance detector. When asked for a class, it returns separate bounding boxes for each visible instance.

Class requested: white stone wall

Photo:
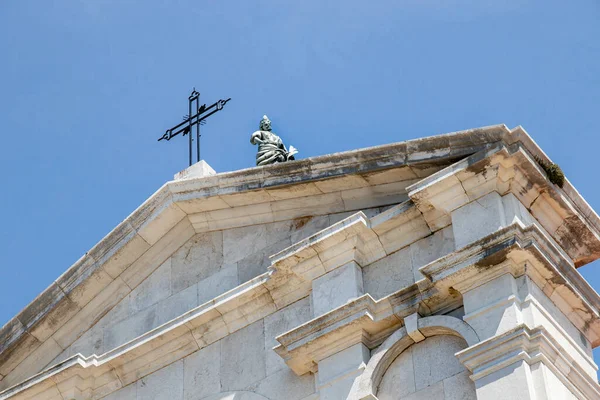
[29,192,597,400]
[377,335,476,400]
[101,298,315,400]
[45,208,386,367]
[363,226,455,300]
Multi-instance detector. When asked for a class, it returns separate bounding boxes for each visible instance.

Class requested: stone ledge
[0,125,508,383]
[456,324,600,400]
[274,223,600,378]
[3,123,600,393]
[420,223,600,346]
[407,141,600,267]
[2,215,599,398]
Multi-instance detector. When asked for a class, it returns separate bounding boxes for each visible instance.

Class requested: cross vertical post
[158,88,231,167]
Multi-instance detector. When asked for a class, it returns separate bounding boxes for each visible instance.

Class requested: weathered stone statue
[250,115,298,166]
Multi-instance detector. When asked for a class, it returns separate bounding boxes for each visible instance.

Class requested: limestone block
[197,264,238,305]
[138,201,187,246]
[70,324,103,357]
[136,360,184,400]
[237,238,291,284]
[103,304,158,352]
[318,343,370,385]
[223,224,268,265]
[405,313,425,343]
[102,383,136,400]
[403,381,444,400]
[271,193,345,221]
[341,182,410,211]
[121,218,195,290]
[183,342,221,400]
[463,273,517,314]
[290,215,333,244]
[452,191,506,249]
[220,189,272,208]
[410,225,454,281]
[312,261,363,317]
[171,231,224,294]
[174,160,216,180]
[314,174,370,193]
[266,182,323,201]
[530,363,578,400]
[329,207,381,225]
[201,392,275,400]
[516,276,596,377]
[0,337,63,391]
[57,254,112,309]
[320,374,358,400]
[249,367,315,400]
[156,283,199,326]
[102,233,151,279]
[469,302,522,341]
[44,345,71,370]
[264,297,312,375]
[377,346,416,399]
[361,166,418,185]
[462,274,522,340]
[178,196,230,214]
[96,292,132,329]
[205,203,272,227]
[318,343,370,400]
[363,247,414,300]
[502,192,536,227]
[474,360,536,400]
[443,370,477,400]
[52,277,130,349]
[130,258,172,314]
[220,320,266,391]
[411,335,468,391]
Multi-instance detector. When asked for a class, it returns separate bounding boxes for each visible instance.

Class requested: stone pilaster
[310,260,367,399]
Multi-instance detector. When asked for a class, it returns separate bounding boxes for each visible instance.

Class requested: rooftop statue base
[173,160,216,180]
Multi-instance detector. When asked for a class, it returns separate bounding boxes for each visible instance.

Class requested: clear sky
[1,0,599,369]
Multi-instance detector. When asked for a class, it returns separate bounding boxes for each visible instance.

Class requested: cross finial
[158,88,231,167]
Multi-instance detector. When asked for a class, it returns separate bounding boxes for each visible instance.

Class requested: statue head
[259,115,272,132]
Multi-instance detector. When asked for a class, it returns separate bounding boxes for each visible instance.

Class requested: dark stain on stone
[465,154,492,175]
[293,216,312,230]
[474,242,513,270]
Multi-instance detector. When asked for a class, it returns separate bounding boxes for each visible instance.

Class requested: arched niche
[348,315,479,400]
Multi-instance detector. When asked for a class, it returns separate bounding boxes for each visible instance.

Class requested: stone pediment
[2,124,600,399]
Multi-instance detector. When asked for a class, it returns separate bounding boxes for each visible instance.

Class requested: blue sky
[1,0,600,368]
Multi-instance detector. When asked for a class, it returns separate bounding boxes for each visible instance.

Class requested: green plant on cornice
[534,156,565,188]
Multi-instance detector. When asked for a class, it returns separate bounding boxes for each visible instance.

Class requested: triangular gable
[2,124,600,395]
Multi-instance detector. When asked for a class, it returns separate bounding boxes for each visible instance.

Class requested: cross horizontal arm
[158,98,231,142]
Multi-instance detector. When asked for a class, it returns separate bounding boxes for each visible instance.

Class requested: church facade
[1,125,600,399]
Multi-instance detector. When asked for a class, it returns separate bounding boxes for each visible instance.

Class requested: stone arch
[348,315,479,400]
[200,392,271,400]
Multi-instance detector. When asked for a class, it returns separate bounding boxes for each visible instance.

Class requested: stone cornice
[1,205,599,398]
[420,223,600,346]
[272,223,600,377]
[407,140,600,267]
[2,123,600,395]
[0,125,510,384]
[456,324,600,399]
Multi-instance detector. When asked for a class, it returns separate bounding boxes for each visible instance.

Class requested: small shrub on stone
[534,156,565,188]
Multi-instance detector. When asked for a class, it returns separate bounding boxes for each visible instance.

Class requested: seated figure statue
[250,115,298,166]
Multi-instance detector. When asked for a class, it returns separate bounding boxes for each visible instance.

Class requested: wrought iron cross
[158,88,231,166]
